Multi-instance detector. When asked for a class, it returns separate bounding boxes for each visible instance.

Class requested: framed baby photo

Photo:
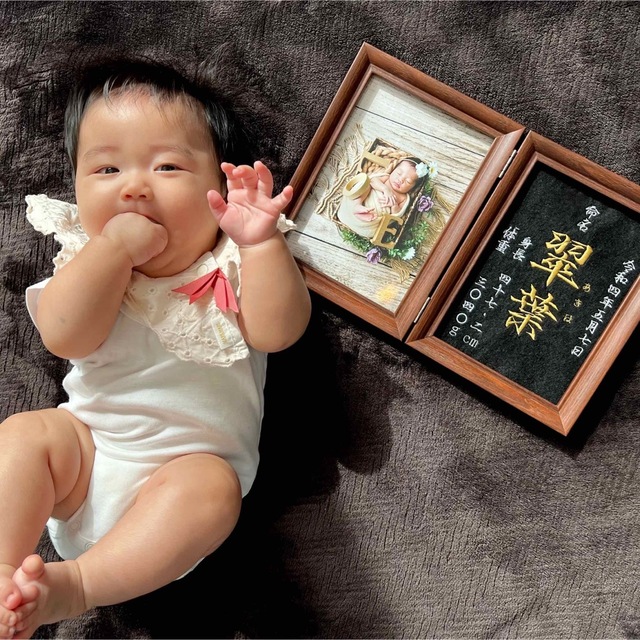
[407,132,640,435]
[285,42,525,339]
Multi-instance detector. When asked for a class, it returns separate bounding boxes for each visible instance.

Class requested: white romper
[24,195,290,563]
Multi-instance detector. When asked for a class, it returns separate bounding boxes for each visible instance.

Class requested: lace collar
[25,194,254,367]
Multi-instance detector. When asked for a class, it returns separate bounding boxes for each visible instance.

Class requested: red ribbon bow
[172,268,239,313]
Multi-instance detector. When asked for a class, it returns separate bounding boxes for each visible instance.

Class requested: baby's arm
[36,213,167,359]
[208,161,311,352]
[369,175,396,206]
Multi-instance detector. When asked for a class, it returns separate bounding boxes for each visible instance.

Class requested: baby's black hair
[64,59,251,172]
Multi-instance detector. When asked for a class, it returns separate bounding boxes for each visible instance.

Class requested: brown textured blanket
[1,2,639,638]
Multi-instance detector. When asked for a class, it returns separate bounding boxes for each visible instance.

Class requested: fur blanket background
[1,2,639,638]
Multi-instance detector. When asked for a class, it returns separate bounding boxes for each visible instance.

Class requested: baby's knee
[199,457,243,517]
[194,459,243,553]
[0,409,88,459]
[1,411,49,445]
[182,456,241,514]
[146,454,242,543]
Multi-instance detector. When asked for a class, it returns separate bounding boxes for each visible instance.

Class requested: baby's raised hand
[208,161,293,247]
[101,212,168,267]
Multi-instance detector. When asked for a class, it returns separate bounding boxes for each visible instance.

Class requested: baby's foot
[11,555,86,639]
[0,564,21,639]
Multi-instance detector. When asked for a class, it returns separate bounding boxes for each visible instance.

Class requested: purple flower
[417,195,433,213]
[366,247,382,264]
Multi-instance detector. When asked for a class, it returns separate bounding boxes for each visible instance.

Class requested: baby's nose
[122,174,153,200]
[123,187,152,200]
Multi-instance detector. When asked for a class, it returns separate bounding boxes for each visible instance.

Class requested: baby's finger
[271,185,294,212]
[241,175,259,192]
[254,161,274,196]
[220,162,238,177]
[220,162,243,192]
[207,190,228,221]
[233,164,258,191]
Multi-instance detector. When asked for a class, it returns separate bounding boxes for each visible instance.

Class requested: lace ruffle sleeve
[25,194,88,271]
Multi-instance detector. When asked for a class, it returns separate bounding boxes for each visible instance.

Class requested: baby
[337,157,427,239]
[0,61,311,638]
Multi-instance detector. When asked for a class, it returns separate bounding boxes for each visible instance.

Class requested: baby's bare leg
[0,409,94,638]
[12,453,241,638]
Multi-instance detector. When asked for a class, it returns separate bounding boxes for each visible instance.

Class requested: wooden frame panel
[285,43,524,338]
[407,132,640,434]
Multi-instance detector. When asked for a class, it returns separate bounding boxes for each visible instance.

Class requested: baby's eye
[98,167,119,175]
[157,164,179,172]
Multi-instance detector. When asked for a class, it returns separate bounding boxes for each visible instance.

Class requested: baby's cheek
[77,212,99,238]
[80,212,118,239]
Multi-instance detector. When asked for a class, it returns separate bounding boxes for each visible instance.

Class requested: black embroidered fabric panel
[437,165,639,403]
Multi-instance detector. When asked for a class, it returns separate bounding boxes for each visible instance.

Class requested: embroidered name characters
[445,203,638,358]
[505,230,593,340]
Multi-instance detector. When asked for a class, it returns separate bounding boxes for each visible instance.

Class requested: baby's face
[388,161,419,194]
[75,91,223,277]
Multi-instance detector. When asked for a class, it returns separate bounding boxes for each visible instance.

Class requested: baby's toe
[0,606,16,627]
[15,556,44,583]
[0,619,15,639]
[13,598,37,630]
[0,582,20,611]
[14,584,37,607]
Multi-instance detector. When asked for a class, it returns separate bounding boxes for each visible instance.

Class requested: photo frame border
[407,132,640,434]
[285,42,526,339]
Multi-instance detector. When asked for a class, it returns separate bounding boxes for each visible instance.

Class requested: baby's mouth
[125,211,161,225]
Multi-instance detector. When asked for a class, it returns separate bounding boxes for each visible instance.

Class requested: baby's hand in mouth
[101,212,168,267]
